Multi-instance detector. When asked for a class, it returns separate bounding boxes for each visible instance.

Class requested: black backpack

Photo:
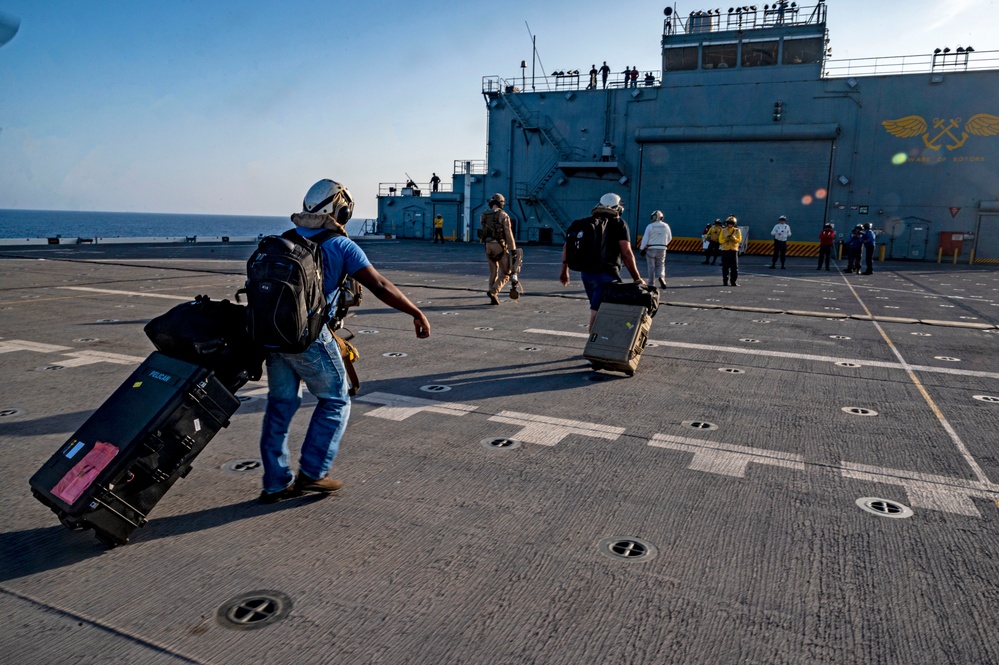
[241,228,340,353]
[564,216,609,273]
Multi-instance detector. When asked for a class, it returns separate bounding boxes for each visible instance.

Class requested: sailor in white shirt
[769,215,791,269]
[639,210,673,288]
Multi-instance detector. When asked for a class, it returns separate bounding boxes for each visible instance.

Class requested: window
[665,46,698,71]
[702,43,738,70]
[741,40,779,67]
[782,37,824,65]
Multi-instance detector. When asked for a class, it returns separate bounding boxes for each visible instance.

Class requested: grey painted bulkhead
[377,8,999,261]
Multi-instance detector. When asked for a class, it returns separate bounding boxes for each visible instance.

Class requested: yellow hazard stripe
[658,238,823,257]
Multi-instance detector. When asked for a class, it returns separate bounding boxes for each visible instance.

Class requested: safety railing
[482,71,662,96]
[663,3,827,37]
[378,182,452,197]
[823,49,999,77]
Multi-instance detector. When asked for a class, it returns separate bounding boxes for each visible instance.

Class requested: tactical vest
[480,210,507,243]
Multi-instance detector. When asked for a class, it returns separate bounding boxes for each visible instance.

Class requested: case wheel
[94,530,126,549]
[58,514,85,531]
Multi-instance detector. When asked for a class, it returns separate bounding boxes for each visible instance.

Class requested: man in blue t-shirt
[861,223,877,275]
[259,179,431,504]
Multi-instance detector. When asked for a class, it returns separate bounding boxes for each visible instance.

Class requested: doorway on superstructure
[973,214,999,264]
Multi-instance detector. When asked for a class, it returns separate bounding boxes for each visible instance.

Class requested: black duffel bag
[600,281,660,317]
[144,295,266,393]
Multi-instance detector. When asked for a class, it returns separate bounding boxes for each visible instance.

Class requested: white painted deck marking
[842,280,991,485]
[841,462,999,517]
[243,374,999,518]
[357,392,478,421]
[648,434,806,478]
[53,350,145,367]
[487,411,625,446]
[0,340,72,354]
[58,286,191,300]
[522,329,999,380]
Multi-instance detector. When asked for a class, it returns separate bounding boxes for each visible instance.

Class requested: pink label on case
[51,441,120,505]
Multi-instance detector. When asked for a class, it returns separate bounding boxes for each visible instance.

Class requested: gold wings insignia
[965,113,999,136]
[882,116,927,138]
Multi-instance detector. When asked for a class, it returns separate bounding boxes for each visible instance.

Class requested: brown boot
[295,473,343,494]
[488,292,501,305]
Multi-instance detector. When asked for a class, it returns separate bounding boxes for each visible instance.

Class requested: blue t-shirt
[295,228,372,310]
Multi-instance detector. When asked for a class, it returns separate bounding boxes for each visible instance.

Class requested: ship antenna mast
[524,22,547,92]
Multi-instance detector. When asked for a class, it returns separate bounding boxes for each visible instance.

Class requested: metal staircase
[502,91,576,234]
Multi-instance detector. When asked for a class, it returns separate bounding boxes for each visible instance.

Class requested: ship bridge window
[702,43,737,70]
[782,37,824,65]
[665,46,698,71]
[741,40,778,67]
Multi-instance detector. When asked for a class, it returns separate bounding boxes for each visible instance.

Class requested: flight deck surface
[1,240,998,664]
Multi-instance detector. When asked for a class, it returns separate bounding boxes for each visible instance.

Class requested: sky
[0,0,995,219]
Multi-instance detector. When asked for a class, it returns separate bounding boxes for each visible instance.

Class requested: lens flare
[801,195,814,205]
[892,152,908,165]
[815,188,827,199]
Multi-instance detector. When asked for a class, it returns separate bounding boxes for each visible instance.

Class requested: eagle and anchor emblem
[882,113,999,150]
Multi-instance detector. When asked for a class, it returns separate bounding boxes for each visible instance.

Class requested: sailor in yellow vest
[432,214,444,244]
[480,193,517,305]
[719,215,743,286]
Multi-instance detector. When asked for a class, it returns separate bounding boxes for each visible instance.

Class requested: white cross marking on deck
[53,350,146,367]
[841,462,999,517]
[0,340,72,354]
[357,392,478,421]
[487,411,625,446]
[648,434,806,477]
[57,287,192,300]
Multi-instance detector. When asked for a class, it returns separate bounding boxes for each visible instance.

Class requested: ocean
[0,209,371,240]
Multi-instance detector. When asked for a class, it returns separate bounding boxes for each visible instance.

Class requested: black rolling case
[29,352,240,547]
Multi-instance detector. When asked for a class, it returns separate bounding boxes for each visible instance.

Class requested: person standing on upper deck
[770,215,791,269]
[430,173,441,192]
[599,61,610,88]
[588,65,598,90]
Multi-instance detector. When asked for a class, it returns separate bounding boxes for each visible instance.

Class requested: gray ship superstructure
[378,2,999,263]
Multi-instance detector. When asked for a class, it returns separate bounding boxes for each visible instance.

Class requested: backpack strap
[281,227,338,247]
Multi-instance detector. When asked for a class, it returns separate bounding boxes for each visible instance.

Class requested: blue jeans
[259,326,350,493]
[580,271,619,310]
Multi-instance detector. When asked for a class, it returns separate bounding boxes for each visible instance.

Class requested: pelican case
[583,283,659,376]
[29,352,240,547]
[583,303,653,376]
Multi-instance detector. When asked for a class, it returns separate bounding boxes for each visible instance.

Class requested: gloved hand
[639,248,647,257]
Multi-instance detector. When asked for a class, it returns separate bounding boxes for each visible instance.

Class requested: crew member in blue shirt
[861,223,876,275]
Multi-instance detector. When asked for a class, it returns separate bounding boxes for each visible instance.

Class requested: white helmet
[599,193,623,212]
[303,179,354,224]
[650,210,664,221]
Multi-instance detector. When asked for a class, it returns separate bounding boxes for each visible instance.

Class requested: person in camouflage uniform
[480,193,517,305]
